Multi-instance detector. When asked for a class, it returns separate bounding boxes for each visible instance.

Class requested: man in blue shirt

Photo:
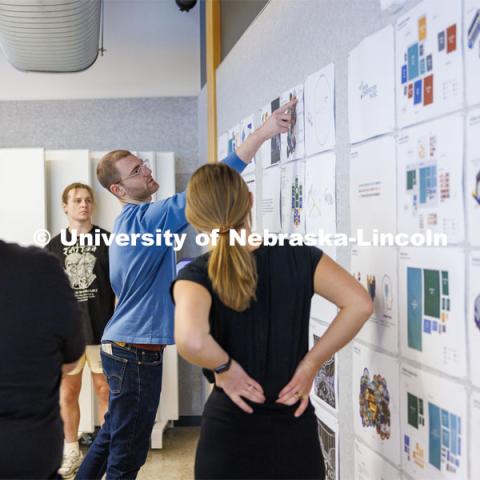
[77,100,295,479]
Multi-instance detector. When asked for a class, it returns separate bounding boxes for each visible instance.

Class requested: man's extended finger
[280,98,297,111]
[233,394,253,414]
[294,397,309,418]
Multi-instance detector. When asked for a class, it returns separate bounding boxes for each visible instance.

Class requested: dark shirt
[172,244,323,403]
[0,241,85,478]
[46,225,115,345]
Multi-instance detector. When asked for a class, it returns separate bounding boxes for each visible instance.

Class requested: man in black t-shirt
[46,182,115,478]
[0,240,85,479]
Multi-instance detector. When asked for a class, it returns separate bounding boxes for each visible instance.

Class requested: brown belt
[115,342,165,352]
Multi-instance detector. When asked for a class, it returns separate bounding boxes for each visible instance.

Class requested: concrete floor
[138,427,199,480]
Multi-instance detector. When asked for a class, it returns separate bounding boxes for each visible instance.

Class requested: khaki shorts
[67,345,103,376]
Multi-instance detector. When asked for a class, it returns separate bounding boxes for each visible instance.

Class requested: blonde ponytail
[186,163,257,311]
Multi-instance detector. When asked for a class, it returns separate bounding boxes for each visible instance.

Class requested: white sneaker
[58,449,83,478]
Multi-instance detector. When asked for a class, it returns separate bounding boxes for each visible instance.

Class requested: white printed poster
[305,153,336,236]
[309,319,338,414]
[351,247,399,354]
[350,136,396,242]
[240,115,256,176]
[354,440,400,480]
[399,247,466,378]
[261,165,281,232]
[352,343,401,466]
[400,364,467,480]
[468,252,480,388]
[280,160,305,234]
[467,109,480,246]
[348,25,395,143]
[304,63,336,155]
[397,114,464,244]
[281,84,305,163]
[244,175,257,233]
[471,391,480,480]
[465,0,480,106]
[314,402,339,480]
[217,132,228,162]
[396,0,463,128]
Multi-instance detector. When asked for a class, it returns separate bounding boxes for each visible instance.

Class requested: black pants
[195,388,325,480]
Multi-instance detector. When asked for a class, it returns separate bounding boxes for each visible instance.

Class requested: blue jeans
[76,343,164,480]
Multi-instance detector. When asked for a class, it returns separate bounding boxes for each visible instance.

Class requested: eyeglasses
[117,159,152,183]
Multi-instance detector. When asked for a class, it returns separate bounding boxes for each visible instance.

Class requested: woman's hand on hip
[276,358,318,417]
[215,360,265,414]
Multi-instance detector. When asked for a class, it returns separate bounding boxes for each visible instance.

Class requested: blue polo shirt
[103,152,246,344]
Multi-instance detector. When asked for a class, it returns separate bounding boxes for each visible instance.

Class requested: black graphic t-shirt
[46,225,115,345]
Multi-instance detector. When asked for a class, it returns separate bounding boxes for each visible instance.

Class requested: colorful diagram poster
[399,247,466,378]
[305,152,336,235]
[240,115,256,176]
[468,252,480,388]
[351,247,399,354]
[227,124,241,156]
[309,319,338,414]
[350,136,396,242]
[280,160,305,234]
[280,84,305,163]
[471,391,480,480]
[354,440,400,480]
[244,176,257,233]
[400,364,467,479]
[467,109,480,246]
[352,343,401,466]
[261,165,281,233]
[397,114,464,244]
[314,402,339,480]
[396,0,463,128]
[465,0,480,106]
[304,63,336,155]
[348,25,395,143]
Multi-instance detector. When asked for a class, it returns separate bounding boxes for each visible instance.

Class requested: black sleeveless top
[171,244,323,403]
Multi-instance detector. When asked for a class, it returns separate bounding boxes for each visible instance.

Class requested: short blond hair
[62,182,94,205]
[96,150,132,190]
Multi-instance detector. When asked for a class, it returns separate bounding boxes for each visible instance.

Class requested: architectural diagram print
[261,165,281,232]
[354,439,399,480]
[309,320,338,413]
[400,365,467,479]
[259,103,275,168]
[396,0,463,128]
[467,109,480,246]
[351,247,399,354]
[314,403,339,480]
[240,115,256,176]
[305,152,336,236]
[217,132,228,162]
[280,160,305,234]
[468,252,480,389]
[304,63,335,155]
[280,84,305,163]
[350,136,396,242]
[348,25,395,143]
[399,247,466,378]
[397,114,464,244]
[353,343,401,466]
[465,0,480,106]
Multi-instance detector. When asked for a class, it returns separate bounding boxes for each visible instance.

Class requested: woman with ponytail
[171,163,374,480]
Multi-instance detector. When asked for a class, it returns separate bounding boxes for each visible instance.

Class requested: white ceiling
[0,0,200,101]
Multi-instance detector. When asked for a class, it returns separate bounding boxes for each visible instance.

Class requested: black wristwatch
[213,356,232,374]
